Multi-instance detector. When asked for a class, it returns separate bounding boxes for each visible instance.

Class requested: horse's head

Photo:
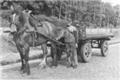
[4,3,24,33]
[7,12,19,34]
[8,10,29,34]
[3,12,17,34]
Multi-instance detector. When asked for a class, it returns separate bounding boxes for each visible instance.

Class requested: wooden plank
[84,33,114,40]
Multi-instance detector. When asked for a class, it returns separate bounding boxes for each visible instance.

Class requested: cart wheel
[101,41,108,57]
[80,42,92,62]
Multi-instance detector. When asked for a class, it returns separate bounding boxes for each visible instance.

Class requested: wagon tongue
[27,31,65,46]
[39,33,65,46]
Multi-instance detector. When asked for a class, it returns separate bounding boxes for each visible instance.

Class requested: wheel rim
[102,42,108,54]
[84,44,91,58]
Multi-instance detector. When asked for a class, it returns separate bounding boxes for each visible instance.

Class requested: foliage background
[0,0,120,28]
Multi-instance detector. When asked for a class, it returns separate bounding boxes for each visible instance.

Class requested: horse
[6,9,78,75]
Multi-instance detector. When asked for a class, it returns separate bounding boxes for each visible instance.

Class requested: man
[67,21,79,47]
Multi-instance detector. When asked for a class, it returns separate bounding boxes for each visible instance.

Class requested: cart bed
[84,33,114,40]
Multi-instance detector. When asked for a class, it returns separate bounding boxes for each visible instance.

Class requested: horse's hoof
[20,70,25,74]
[51,66,57,69]
[52,63,58,67]
[57,57,61,61]
[22,70,26,73]
[42,65,46,69]
[27,72,30,75]
[66,63,72,68]
[72,65,77,69]
[39,64,47,69]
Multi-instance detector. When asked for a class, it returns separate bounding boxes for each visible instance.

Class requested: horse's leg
[57,47,62,61]
[23,44,30,75]
[39,44,48,68]
[51,43,58,67]
[16,44,25,71]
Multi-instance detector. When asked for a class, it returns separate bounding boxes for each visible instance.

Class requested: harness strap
[32,32,37,47]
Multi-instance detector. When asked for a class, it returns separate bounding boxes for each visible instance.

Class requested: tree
[1,0,119,28]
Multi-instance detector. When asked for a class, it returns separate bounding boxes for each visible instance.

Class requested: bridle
[10,11,28,34]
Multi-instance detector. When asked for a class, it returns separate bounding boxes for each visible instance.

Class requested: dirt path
[0,27,120,80]
[1,43,120,80]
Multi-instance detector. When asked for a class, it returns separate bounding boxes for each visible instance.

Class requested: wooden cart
[77,27,114,62]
